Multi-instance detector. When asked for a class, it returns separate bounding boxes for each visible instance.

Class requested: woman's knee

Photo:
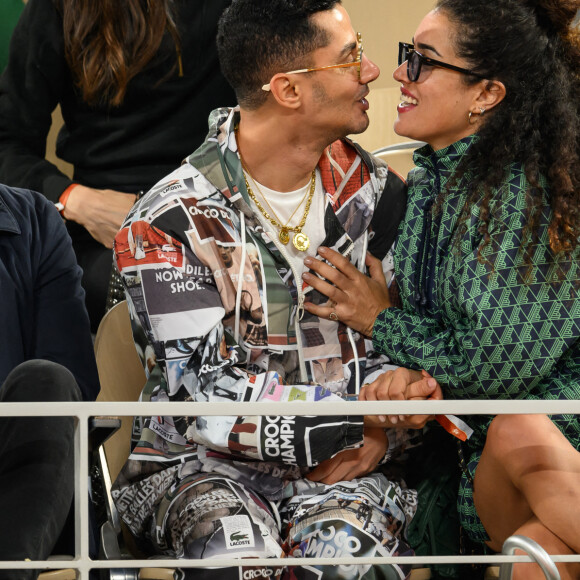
[485,414,553,457]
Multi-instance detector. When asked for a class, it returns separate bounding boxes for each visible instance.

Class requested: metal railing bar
[3,398,578,573]
[74,417,91,580]
[2,399,580,417]
[1,554,580,569]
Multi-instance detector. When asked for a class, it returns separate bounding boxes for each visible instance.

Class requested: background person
[0,0,25,72]
[0,183,100,578]
[0,0,236,331]
[111,1,443,578]
[303,0,580,578]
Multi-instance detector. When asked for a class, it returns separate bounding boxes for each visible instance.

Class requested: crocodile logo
[230,531,249,542]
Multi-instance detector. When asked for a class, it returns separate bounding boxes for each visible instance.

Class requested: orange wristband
[55,184,78,215]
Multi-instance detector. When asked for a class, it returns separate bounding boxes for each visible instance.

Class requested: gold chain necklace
[244,169,315,251]
[252,174,311,230]
[235,127,316,252]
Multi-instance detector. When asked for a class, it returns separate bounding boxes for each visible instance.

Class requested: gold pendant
[293,232,310,252]
[279,228,290,245]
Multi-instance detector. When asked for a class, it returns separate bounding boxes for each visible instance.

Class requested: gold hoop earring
[469,107,486,125]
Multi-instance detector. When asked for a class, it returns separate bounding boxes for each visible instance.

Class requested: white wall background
[342,0,435,151]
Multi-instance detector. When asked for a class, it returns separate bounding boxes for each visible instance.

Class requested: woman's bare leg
[510,516,580,580]
[473,414,580,556]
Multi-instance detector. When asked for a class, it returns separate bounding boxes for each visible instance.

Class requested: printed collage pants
[147,471,417,580]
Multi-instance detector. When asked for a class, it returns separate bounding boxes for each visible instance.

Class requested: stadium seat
[94,300,173,579]
[373,140,425,179]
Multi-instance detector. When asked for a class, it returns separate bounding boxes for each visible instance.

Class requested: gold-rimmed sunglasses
[262,32,363,91]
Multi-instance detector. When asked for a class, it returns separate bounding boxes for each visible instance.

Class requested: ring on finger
[329,311,339,321]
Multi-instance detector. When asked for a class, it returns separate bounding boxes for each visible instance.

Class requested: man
[0,183,100,577]
[112,1,439,578]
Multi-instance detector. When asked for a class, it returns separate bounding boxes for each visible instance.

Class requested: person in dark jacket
[0,183,100,578]
[0,0,237,331]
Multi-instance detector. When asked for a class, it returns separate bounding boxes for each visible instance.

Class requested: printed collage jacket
[112,107,408,536]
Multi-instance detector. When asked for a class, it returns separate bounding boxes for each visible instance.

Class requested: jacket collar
[188,106,378,231]
[413,134,477,174]
[186,107,382,266]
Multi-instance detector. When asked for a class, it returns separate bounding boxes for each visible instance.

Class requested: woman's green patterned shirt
[373,136,580,451]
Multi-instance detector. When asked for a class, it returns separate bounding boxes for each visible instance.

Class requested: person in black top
[0,0,236,331]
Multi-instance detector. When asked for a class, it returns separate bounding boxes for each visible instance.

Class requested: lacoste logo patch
[221,514,255,550]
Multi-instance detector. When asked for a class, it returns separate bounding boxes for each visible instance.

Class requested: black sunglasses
[398,42,485,82]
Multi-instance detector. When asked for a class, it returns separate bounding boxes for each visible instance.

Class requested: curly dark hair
[217,0,340,109]
[436,0,580,263]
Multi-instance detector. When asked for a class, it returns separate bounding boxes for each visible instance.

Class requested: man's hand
[63,185,137,248]
[302,247,391,336]
[306,426,388,485]
[360,368,443,429]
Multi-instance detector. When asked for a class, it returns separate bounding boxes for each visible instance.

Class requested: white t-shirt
[245,168,326,279]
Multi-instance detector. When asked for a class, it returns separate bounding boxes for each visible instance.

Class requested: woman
[0,0,236,331]
[302,0,580,577]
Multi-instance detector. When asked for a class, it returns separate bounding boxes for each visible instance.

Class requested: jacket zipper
[416,207,432,315]
[416,169,440,316]
[267,233,309,382]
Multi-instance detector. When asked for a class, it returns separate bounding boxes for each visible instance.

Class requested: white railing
[1,399,580,578]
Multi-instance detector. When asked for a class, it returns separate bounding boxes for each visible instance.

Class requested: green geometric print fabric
[373,136,580,452]
[372,136,579,542]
